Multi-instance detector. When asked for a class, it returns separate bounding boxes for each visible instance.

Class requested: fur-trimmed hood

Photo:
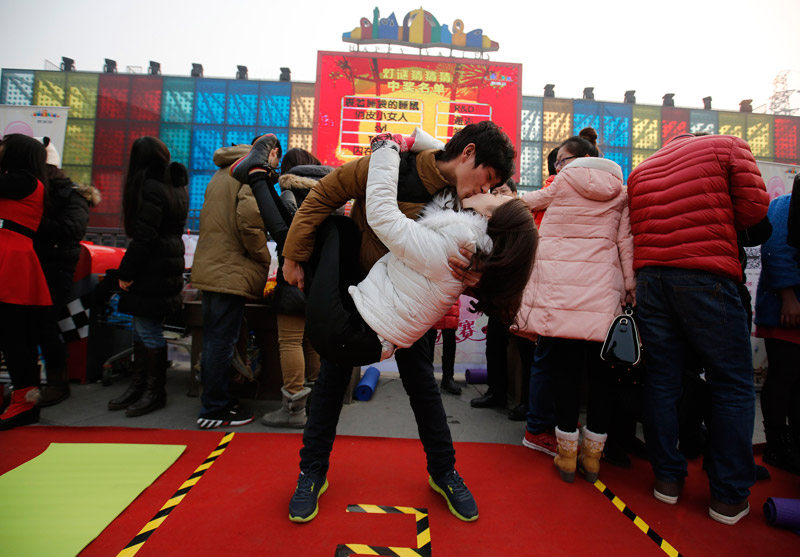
[75,182,101,207]
[279,173,319,193]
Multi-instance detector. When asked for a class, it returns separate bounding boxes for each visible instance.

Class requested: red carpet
[1,426,798,556]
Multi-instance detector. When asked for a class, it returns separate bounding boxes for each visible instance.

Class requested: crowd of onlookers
[1,121,797,527]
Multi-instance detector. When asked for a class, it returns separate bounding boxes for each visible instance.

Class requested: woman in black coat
[107,136,188,417]
[34,144,101,406]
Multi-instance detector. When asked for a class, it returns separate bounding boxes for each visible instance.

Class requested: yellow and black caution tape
[116,432,235,557]
[594,480,683,557]
[335,504,431,557]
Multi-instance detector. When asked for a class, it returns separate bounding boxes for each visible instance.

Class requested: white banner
[0,105,70,158]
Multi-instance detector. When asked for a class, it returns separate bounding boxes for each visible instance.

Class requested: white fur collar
[417,189,492,253]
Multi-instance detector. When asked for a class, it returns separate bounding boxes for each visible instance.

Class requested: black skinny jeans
[538,336,613,434]
[299,216,456,477]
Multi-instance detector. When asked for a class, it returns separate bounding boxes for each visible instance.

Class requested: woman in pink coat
[516,135,635,484]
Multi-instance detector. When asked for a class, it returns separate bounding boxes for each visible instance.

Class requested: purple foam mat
[763,497,800,535]
[465,368,487,384]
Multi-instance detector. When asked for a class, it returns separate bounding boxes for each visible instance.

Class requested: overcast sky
[1,0,798,113]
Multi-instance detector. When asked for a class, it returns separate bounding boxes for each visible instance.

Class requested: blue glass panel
[161,123,192,167]
[194,79,227,124]
[187,172,214,231]
[573,100,601,136]
[274,131,289,156]
[162,77,194,123]
[603,103,632,147]
[191,125,224,171]
[603,146,632,184]
[225,126,257,147]
[1,70,34,105]
[690,110,717,135]
[259,82,291,128]
[521,97,543,142]
[520,141,541,188]
[226,80,259,126]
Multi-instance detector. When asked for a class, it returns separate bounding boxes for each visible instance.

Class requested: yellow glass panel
[542,98,572,143]
[632,106,660,150]
[633,149,657,170]
[33,71,66,106]
[718,112,745,138]
[747,114,773,158]
[291,82,315,129]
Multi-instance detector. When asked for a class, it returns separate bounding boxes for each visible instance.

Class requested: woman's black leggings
[761,338,800,429]
[0,302,45,389]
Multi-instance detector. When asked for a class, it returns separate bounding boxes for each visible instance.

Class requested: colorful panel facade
[3,65,798,226]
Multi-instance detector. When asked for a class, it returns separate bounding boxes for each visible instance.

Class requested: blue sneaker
[429,469,479,521]
[288,467,328,523]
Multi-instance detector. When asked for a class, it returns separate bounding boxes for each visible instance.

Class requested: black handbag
[600,304,641,366]
[272,282,307,315]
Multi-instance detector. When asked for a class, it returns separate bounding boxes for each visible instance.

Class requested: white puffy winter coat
[348,144,492,348]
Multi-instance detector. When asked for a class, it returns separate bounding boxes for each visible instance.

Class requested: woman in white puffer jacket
[305,132,537,368]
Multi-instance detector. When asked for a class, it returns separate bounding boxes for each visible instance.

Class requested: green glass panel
[66,73,99,119]
[62,120,95,166]
[62,165,92,187]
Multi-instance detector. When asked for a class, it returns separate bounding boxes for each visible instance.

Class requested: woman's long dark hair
[280,147,321,175]
[0,134,48,186]
[122,136,183,236]
[472,198,537,328]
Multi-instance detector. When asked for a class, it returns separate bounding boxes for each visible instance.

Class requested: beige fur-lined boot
[577,427,608,483]
[554,427,580,483]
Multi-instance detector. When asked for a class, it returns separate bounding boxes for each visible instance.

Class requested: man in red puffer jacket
[627,133,769,526]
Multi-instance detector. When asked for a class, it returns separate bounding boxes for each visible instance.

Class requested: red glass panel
[661,107,689,144]
[127,122,161,154]
[93,120,127,167]
[130,76,163,121]
[90,167,125,228]
[774,117,798,160]
[97,74,131,119]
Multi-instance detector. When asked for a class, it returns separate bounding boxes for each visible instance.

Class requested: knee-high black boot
[108,341,147,410]
[126,346,168,417]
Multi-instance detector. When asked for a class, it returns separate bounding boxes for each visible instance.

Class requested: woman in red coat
[0,134,53,430]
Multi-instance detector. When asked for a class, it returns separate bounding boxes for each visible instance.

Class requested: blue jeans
[526,337,557,434]
[133,316,165,349]
[637,266,755,504]
[199,291,246,415]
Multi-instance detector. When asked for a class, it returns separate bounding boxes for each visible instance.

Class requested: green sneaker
[429,469,479,521]
[288,468,328,523]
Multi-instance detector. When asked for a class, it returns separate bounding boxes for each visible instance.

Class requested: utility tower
[769,70,799,115]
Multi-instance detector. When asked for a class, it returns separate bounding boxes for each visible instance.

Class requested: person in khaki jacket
[190,140,280,429]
